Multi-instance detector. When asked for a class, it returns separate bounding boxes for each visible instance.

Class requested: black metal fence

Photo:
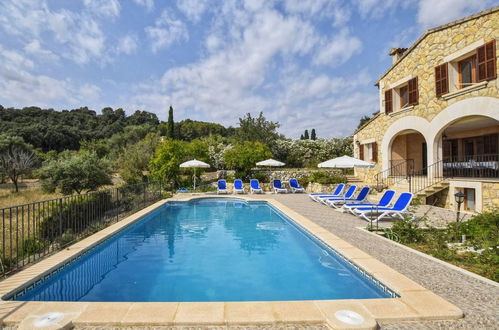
[0,181,164,277]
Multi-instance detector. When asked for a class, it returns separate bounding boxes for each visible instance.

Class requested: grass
[0,188,62,209]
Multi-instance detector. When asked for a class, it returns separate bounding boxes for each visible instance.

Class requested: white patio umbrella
[256,159,285,167]
[179,159,210,190]
[318,155,374,168]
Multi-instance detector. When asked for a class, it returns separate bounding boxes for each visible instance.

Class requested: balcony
[443,154,499,179]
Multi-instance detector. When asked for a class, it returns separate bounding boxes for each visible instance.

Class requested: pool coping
[0,195,463,329]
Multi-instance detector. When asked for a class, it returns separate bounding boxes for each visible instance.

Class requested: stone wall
[482,182,499,211]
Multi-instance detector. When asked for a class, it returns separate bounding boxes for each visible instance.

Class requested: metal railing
[375,154,498,195]
[0,181,164,277]
[408,159,445,193]
[443,154,499,178]
[375,159,414,189]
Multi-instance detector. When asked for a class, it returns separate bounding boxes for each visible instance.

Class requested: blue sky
[0,0,495,138]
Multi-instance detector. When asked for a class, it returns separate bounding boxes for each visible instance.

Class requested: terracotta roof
[374,6,499,86]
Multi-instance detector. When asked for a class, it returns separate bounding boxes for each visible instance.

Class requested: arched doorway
[389,130,428,176]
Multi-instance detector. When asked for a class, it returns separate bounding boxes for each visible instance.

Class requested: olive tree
[37,151,112,195]
[0,134,37,192]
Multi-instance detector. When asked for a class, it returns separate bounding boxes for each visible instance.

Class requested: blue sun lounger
[325,187,370,209]
[272,179,288,193]
[342,190,395,214]
[289,178,305,193]
[354,192,414,223]
[309,183,345,201]
[217,180,228,194]
[317,185,357,205]
[233,179,245,194]
[250,179,263,194]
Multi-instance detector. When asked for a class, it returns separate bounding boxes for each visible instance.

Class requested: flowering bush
[272,137,353,167]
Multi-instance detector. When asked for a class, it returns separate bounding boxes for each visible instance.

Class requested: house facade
[354,7,499,212]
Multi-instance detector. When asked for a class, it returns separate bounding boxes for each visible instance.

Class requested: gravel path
[261,194,499,329]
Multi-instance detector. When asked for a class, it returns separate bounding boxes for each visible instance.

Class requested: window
[464,188,475,211]
[384,89,393,114]
[399,85,408,108]
[458,55,476,88]
[436,39,496,97]
[435,63,448,97]
[360,142,378,162]
[384,77,418,114]
[477,40,497,82]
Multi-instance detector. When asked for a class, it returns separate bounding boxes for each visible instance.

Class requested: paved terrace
[253,194,498,329]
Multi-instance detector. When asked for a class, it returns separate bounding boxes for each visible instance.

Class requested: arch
[428,97,499,164]
[381,116,432,172]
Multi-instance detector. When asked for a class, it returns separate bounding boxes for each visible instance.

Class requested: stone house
[354,7,499,212]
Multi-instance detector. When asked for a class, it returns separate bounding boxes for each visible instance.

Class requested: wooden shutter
[384,89,393,114]
[408,77,418,105]
[435,63,448,97]
[477,40,497,82]
[372,142,378,162]
[359,144,364,160]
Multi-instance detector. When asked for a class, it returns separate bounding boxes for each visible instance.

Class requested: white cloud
[354,0,415,19]
[0,1,108,65]
[313,29,362,67]
[176,0,209,22]
[417,0,495,29]
[116,35,139,55]
[145,10,189,52]
[127,7,373,137]
[133,0,154,11]
[83,0,121,18]
[24,40,60,62]
[0,44,101,109]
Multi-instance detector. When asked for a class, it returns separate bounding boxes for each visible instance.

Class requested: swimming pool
[11,198,394,302]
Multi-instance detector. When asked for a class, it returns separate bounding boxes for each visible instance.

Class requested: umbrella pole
[194,168,196,190]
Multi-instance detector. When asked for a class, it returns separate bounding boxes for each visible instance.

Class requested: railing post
[58,199,63,238]
[116,187,119,223]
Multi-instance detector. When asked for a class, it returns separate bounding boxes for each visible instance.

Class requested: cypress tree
[311,128,316,140]
[167,106,174,139]
[300,134,304,140]
[304,129,309,140]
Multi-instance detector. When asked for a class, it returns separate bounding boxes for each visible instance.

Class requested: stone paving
[256,194,499,329]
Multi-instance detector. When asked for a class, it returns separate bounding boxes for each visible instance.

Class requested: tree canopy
[37,151,112,195]
[234,112,280,144]
[0,106,159,152]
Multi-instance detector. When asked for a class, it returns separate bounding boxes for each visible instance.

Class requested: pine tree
[311,128,316,140]
[167,106,175,139]
[304,129,309,139]
[300,134,304,140]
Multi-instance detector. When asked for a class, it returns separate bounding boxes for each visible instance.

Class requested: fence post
[58,198,63,238]
[116,188,120,223]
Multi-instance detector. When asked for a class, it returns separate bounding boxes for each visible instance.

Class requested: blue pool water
[12,198,393,302]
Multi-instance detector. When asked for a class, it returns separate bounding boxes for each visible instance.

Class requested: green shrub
[449,209,499,249]
[39,192,114,241]
[21,238,46,255]
[252,172,269,183]
[301,171,346,185]
[389,219,426,244]
[58,229,77,248]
